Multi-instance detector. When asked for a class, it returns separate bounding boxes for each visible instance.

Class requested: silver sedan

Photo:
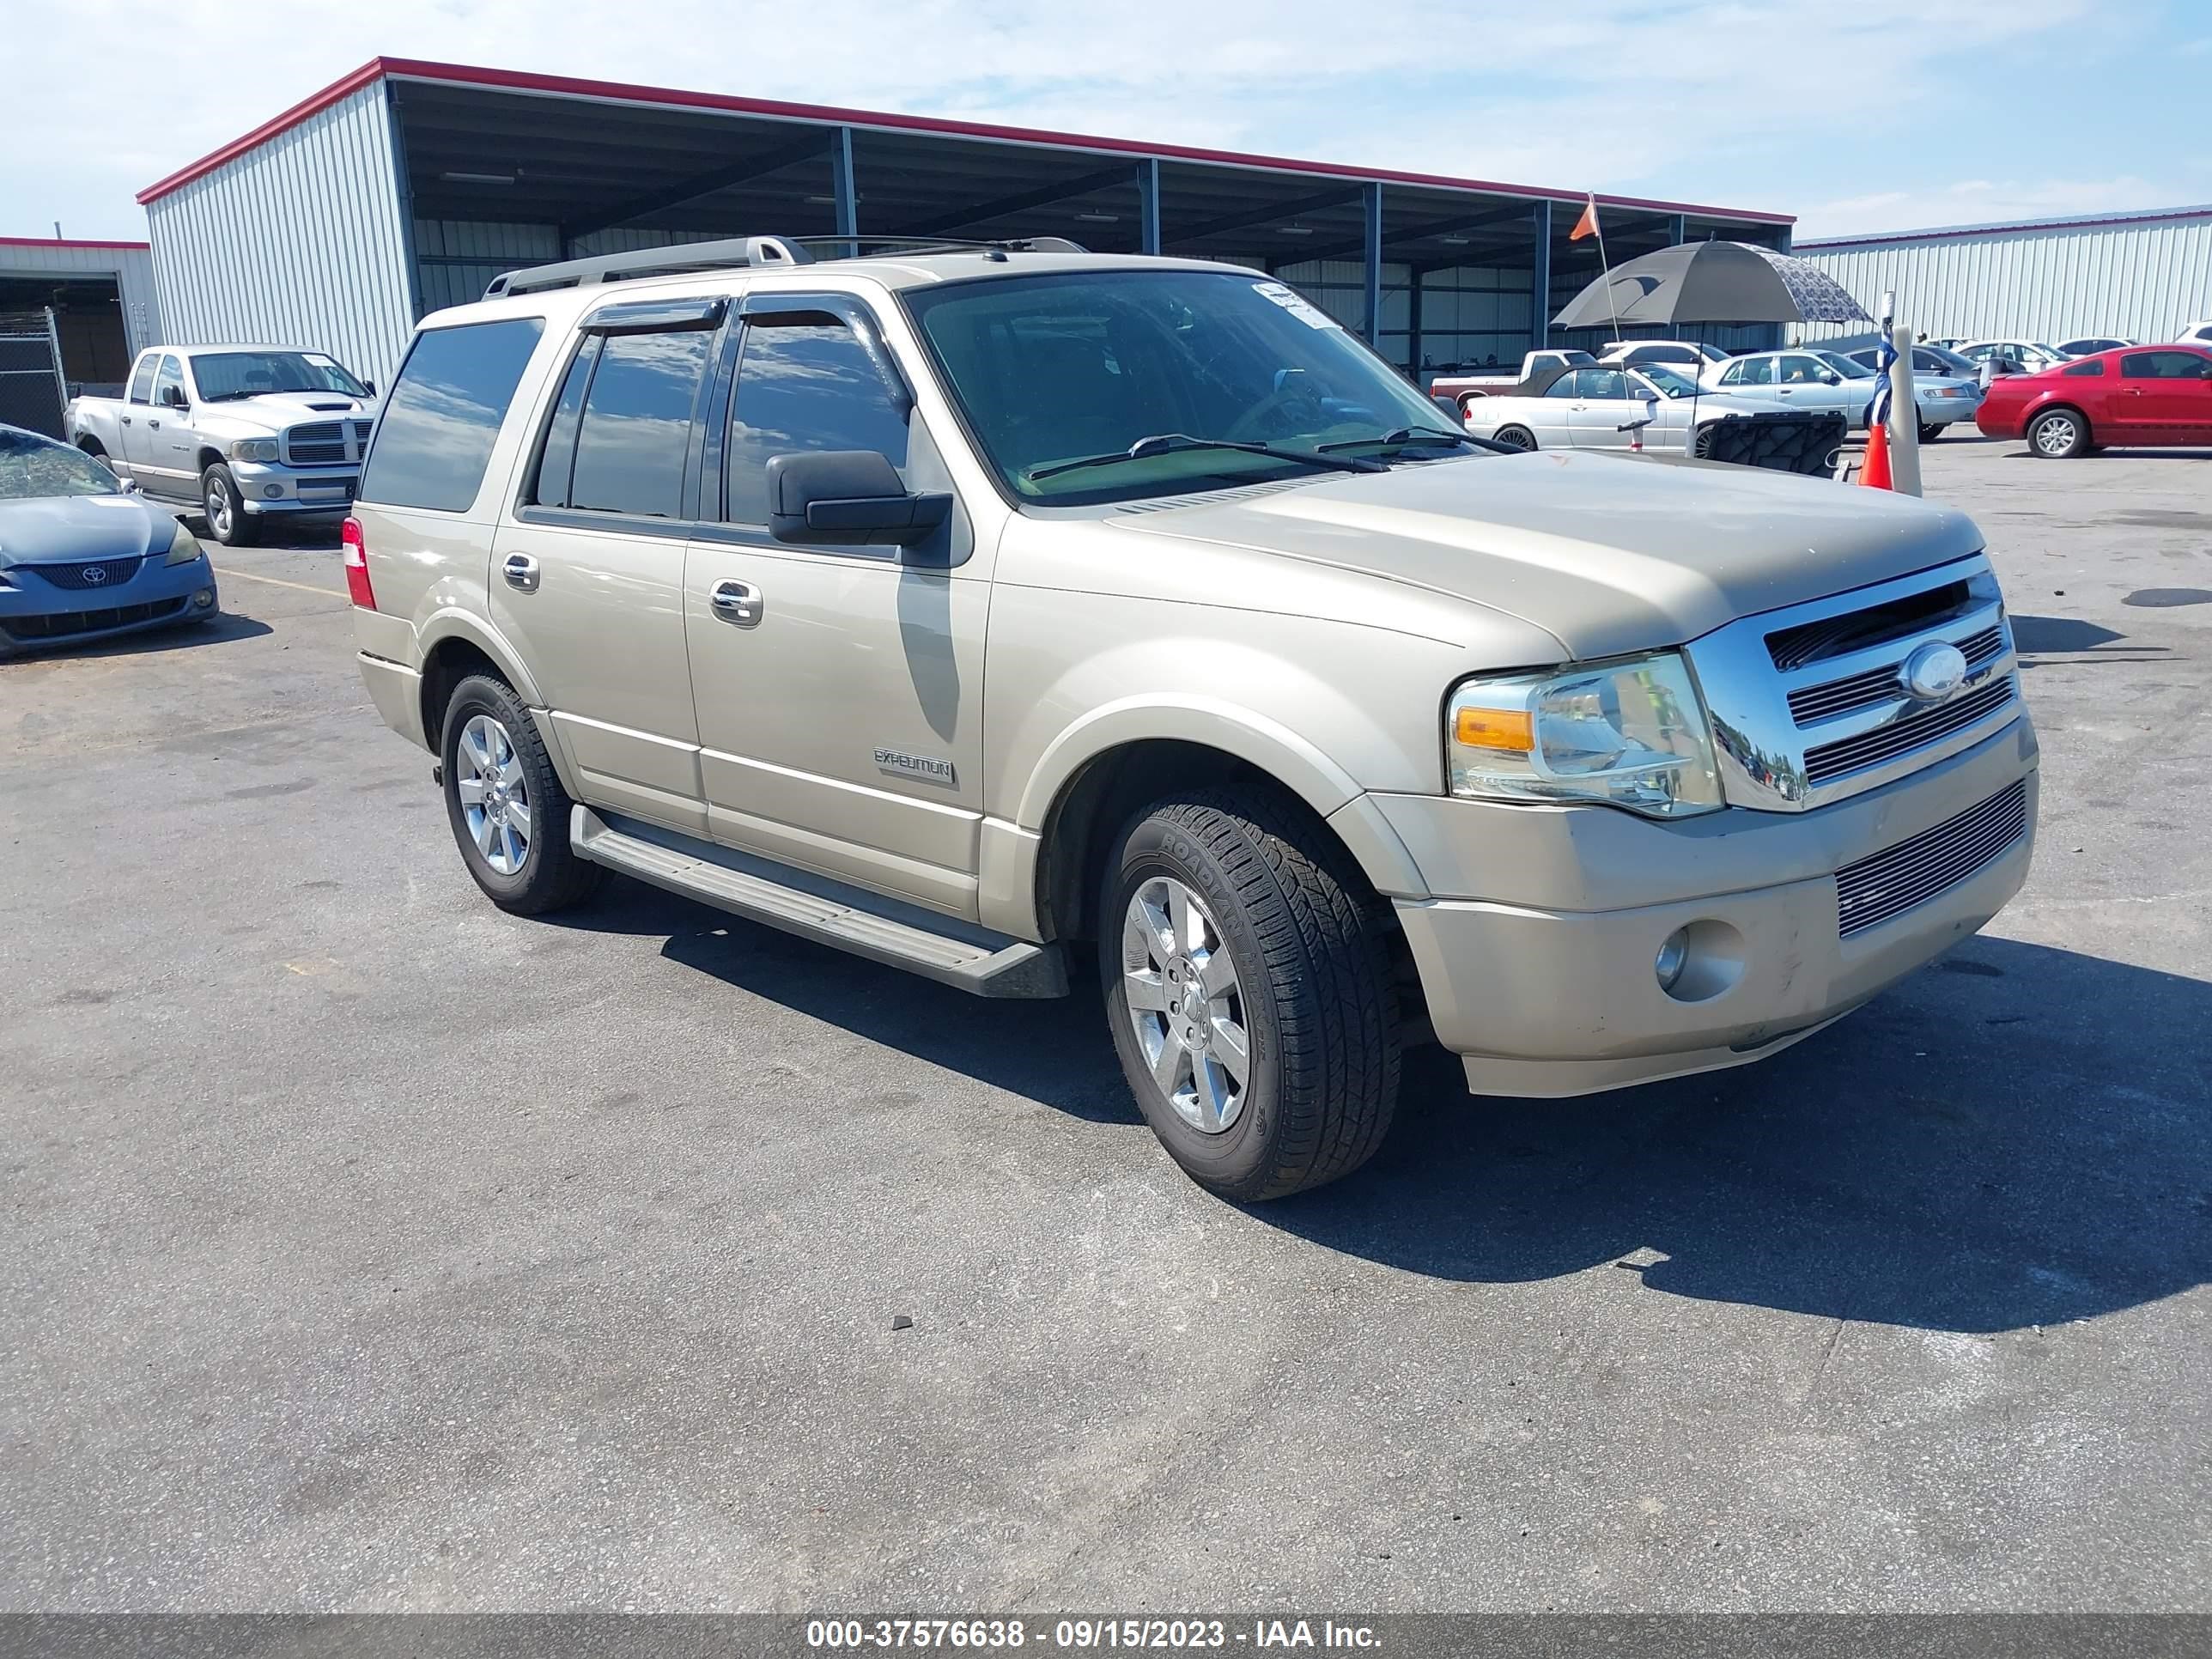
[1459,364,1793,454]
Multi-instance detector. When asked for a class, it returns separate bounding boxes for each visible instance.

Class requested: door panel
[488,520,705,834]
[685,537,987,916]
[685,292,987,918]
[2117,351,2212,439]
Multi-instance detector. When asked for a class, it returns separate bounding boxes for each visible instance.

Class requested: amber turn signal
[1454,706,1534,753]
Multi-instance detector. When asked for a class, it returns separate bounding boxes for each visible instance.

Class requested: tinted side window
[724,313,910,526]
[2121,350,2210,380]
[2063,359,2106,377]
[1543,372,1583,398]
[127,356,157,404]
[528,338,598,508]
[1583,369,1630,398]
[1736,357,1774,386]
[565,329,712,518]
[360,317,545,513]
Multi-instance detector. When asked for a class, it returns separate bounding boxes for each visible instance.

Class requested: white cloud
[1797,176,2191,238]
[0,0,2160,240]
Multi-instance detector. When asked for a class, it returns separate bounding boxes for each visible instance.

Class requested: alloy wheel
[456,714,531,875]
[1121,875,1250,1133]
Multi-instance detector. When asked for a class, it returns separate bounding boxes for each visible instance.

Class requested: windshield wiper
[1316,426,1485,454]
[1025,433,1385,483]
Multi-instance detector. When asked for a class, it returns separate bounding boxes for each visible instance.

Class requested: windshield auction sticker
[1252,282,1342,330]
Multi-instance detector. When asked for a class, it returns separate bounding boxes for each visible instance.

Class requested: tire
[1494,424,1536,451]
[1691,423,1718,459]
[1918,422,1945,444]
[1098,787,1401,1202]
[438,673,602,915]
[199,463,259,546]
[2027,407,2090,459]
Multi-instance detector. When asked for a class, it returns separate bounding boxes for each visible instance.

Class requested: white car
[2057,336,2136,356]
[1954,339,2070,380]
[1461,363,1796,454]
[1595,340,1737,376]
[2176,319,2212,346]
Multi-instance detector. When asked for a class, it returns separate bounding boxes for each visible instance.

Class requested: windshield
[0,429,122,500]
[1815,350,1875,379]
[192,349,370,401]
[901,270,1463,503]
[1639,366,1704,398]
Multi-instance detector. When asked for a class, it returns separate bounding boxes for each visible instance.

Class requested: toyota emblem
[82,563,109,586]
[1902,641,1967,702]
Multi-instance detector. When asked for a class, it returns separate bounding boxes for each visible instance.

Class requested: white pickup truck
[1430,350,1594,414]
[66,344,380,545]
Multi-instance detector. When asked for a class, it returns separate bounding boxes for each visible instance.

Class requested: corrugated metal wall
[1793,212,2212,344]
[0,241,163,354]
[145,83,416,386]
[411,221,734,313]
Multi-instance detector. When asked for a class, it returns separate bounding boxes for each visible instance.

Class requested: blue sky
[4,0,2208,243]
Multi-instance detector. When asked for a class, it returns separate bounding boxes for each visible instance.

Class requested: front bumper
[1380,717,2039,1097]
[0,553,220,653]
[229,459,358,515]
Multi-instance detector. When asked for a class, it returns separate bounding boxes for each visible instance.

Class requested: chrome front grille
[1787,624,2007,725]
[283,419,371,465]
[1686,556,2026,813]
[1835,779,2029,937]
[1803,674,2016,785]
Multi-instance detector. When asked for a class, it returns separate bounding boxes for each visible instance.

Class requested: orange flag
[1570,195,1599,242]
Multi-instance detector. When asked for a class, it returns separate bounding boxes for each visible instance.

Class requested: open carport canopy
[385,70,1787,268]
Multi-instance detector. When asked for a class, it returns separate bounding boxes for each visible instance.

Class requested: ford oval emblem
[1903,641,1968,702]
[82,563,109,585]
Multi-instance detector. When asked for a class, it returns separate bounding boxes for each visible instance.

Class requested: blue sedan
[0,423,219,653]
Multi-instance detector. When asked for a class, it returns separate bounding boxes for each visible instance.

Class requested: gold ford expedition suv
[349,235,2038,1200]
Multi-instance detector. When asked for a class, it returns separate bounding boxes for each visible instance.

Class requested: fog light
[1655,932,1689,991]
[192,588,216,608]
[262,483,283,500]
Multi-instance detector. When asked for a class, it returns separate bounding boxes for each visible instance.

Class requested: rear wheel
[439,673,601,915]
[1918,422,1945,444]
[1099,788,1401,1202]
[199,463,259,546]
[1493,424,1536,451]
[2028,407,2090,459]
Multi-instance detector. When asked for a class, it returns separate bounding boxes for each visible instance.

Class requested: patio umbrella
[1551,240,1872,329]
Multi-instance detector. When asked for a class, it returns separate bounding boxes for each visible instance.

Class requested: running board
[570,807,1068,999]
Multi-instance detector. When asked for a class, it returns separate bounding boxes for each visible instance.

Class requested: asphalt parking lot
[3,434,2209,1613]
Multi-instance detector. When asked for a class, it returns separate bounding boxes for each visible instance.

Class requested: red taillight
[341,515,377,611]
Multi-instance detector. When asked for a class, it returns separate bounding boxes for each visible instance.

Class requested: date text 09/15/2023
[804,1619,1382,1650]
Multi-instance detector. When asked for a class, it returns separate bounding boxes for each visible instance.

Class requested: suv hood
[1116,450,1984,661]
[196,391,377,433]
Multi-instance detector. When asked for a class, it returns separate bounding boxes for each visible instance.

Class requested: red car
[1977,343,2212,457]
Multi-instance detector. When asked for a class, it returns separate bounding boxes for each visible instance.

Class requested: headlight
[1447,652,1723,818]
[165,517,202,565]
[229,438,280,463]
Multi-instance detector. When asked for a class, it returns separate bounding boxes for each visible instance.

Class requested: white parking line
[210,565,346,600]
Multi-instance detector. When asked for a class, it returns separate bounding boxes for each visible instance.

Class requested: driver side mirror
[161,386,188,410]
[767,450,951,550]
[1820,371,1841,385]
[362,380,376,396]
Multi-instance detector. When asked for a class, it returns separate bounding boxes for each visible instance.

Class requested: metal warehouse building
[0,236,164,393]
[1793,204,2212,345]
[135,57,1792,389]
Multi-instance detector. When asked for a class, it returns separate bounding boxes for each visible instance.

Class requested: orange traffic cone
[1860,419,1893,489]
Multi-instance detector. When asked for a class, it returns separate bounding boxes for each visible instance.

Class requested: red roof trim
[0,235,150,251]
[137,55,1794,227]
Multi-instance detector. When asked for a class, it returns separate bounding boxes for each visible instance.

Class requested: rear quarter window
[2063,360,2105,377]
[360,317,545,512]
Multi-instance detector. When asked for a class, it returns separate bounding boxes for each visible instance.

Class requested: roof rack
[483,234,1092,299]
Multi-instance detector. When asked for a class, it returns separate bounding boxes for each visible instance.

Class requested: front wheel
[1918,422,1945,444]
[199,464,259,546]
[439,674,602,915]
[1099,789,1401,1201]
[2028,407,2090,459]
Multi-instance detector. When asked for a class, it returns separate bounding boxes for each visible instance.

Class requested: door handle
[120,415,132,426]
[148,419,161,429]
[709,579,764,627]
[502,552,540,592]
